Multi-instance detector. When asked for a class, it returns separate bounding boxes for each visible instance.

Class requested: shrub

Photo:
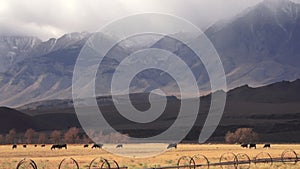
[225,128,259,144]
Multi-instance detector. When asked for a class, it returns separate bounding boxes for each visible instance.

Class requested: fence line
[15,149,299,169]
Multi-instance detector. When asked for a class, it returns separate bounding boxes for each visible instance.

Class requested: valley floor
[0,144,300,169]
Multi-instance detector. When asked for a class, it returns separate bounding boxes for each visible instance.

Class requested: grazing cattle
[249,143,256,149]
[12,144,17,149]
[91,144,103,149]
[167,143,177,149]
[241,143,248,148]
[34,144,37,147]
[84,144,89,148]
[41,144,45,147]
[263,144,271,148]
[51,144,67,150]
[23,145,27,148]
[51,144,59,150]
[60,144,67,149]
[116,144,123,148]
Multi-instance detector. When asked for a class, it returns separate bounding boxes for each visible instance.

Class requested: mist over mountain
[0,0,300,107]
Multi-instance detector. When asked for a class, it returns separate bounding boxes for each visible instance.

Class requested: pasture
[0,144,299,169]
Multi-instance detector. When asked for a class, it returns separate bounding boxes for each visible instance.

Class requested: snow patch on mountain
[0,36,42,72]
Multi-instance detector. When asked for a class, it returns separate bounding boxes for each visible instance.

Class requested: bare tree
[38,132,47,144]
[83,134,92,144]
[24,128,36,144]
[64,127,79,144]
[225,128,259,144]
[225,131,236,144]
[50,130,61,144]
[82,130,129,144]
[0,134,3,144]
[5,129,16,144]
[108,132,129,143]
[75,136,81,143]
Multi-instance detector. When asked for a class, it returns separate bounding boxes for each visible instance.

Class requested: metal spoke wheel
[219,152,238,169]
[281,149,298,165]
[254,152,273,167]
[106,160,120,169]
[16,158,37,169]
[236,153,250,169]
[177,156,195,169]
[192,154,209,169]
[89,157,110,169]
[58,158,79,169]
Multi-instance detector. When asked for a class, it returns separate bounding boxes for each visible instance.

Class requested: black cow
[83,144,89,148]
[41,144,45,147]
[263,144,271,148]
[23,145,27,148]
[51,144,59,150]
[249,143,256,149]
[92,144,103,149]
[60,144,67,149]
[34,144,37,147]
[12,144,17,149]
[241,143,248,148]
[51,144,67,150]
[167,143,177,149]
[116,144,123,148]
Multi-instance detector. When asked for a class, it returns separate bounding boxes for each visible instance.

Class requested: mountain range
[0,0,300,107]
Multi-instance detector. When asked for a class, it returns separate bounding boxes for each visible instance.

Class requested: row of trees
[0,127,129,145]
[0,127,258,144]
[0,127,82,144]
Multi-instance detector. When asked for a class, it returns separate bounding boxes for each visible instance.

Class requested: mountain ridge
[1,0,300,106]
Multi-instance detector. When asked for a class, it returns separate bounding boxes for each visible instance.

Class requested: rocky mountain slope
[1,0,300,107]
[0,36,41,72]
[206,0,300,88]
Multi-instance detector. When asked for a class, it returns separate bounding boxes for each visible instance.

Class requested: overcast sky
[0,0,299,40]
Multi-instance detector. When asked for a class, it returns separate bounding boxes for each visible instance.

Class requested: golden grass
[0,144,299,169]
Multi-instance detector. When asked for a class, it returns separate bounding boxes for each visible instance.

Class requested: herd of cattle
[240,143,271,149]
[11,143,125,149]
[11,143,174,150]
[166,143,271,149]
[10,143,270,150]
[12,144,46,149]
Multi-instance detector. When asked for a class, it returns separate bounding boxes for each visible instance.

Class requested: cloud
[0,0,265,40]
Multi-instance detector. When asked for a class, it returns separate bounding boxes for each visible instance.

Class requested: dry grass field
[0,144,299,169]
